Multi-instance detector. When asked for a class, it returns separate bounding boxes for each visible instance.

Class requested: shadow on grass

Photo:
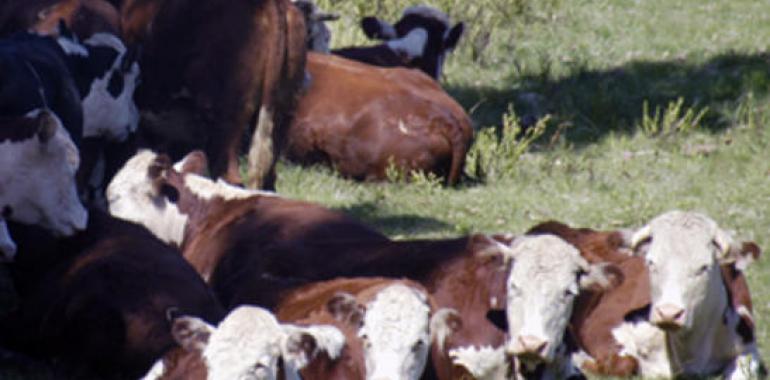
[334,202,452,236]
[447,51,770,143]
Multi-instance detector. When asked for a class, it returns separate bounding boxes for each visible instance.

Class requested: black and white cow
[0,108,87,261]
[330,5,464,80]
[0,25,139,204]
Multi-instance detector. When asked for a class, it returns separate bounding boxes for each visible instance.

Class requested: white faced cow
[142,305,346,380]
[0,108,87,243]
[618,210,766,379]
[503,235,621,379]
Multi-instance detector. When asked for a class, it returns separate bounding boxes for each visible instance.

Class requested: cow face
[630,211,758,331]
[107,150,188,247]
[0,217,16,261]
[361,6,464,79]
[159,306,345,380]
[79,33,140,142]
[504,235,620,368]
[0,109,87,237]
[328,284,432,380]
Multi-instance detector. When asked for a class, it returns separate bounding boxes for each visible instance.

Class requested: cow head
[629,211,759,331]
[56,22,140,142]
[0,109,87,238]
[361,6,464,79]
[293,0,339,53]
[145,306,346,380]
[503,235,621,372]
[327,283,433,380]
[0,217,16,261]
[106,150,188,247]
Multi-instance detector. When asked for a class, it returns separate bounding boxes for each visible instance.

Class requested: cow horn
[630,225,652,253]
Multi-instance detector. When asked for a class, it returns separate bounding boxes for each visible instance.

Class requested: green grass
[291,0,770,372]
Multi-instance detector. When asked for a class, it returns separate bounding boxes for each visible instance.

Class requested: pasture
[280,0,770,370]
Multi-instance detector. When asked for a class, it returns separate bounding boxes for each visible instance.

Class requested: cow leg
[246,106,275,190]
[207,120,245,186]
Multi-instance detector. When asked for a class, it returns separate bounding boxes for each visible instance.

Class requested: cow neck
[173,174,260,252]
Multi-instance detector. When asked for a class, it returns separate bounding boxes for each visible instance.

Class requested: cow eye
[696,264,709,275]
[645,258,656,269]
[412,340,425,352]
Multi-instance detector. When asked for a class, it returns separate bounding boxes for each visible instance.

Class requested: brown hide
[135,0,306,190]
[0,0,120,38]
[1,210,223,379]
[287,53,473,185]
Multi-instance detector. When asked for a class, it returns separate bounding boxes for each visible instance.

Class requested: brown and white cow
[107,150,513,379]
[0,109,87,244]
[132,0,307,190]
[619,211,765,379]
[1,209,224,378]
[287,53,473,185]
[329,5,464,80]
[275,278,438,380]
[142,305,346,380]
[500,234,622,380]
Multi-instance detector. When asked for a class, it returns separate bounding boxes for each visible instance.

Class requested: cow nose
[509,335,548,357]
[653,304,686,329]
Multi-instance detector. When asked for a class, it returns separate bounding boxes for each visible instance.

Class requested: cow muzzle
[651,303,686,330]
[507,335,550,362]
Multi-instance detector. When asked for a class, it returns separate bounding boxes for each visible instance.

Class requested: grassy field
[287,0,770,371]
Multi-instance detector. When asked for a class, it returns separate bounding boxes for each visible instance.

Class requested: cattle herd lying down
[0,0,767,379]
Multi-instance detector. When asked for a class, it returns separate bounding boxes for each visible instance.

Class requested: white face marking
[504,235,587,363]
[106,150,188,247]
[611,321,671,378]
[635,211,728,329]
[360,284,432,380]
[0,218,16,261]
[448,345,508,380]
[202,306,344,380]
[0,109,87,236]
[386,28,429,60]
[81,33,140,142]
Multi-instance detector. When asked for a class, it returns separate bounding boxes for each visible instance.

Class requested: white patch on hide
[448,345,508,380]
[246,106,274,189]
[612,320,671,378]
[81,33,140,142]
[139,360,166,380]
[183,175,277,202]
[386,28,428,60]
[56,35,88,57]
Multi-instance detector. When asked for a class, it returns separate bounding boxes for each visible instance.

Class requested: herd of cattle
[0,0,766,379]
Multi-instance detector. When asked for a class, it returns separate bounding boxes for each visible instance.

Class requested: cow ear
[579,263,624,291]
[327,292,365,328]
[176,150,209,176]
[720,239,761,271]
[171,316,214,353]
[36,110,58,144]
[282,325,345,369]
[443,22,464,50]
[361,17,396,40]
[430,308,463,352]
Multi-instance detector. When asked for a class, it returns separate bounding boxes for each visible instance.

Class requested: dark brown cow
[287,52,473,185]
[107,150,514,379]
[524,220,762,378]
[132,0,307,190]
[0,209,224,379]
[0,0,120,38]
